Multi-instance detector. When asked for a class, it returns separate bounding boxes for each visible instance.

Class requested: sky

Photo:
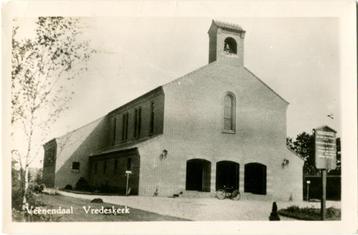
[13,17,340,167]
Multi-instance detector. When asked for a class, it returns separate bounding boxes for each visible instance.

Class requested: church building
[42,20,304,201]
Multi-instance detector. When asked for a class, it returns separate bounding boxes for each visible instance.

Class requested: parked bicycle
[216,185,241,200]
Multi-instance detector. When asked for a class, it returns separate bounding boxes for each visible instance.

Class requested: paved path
[57,191,340,221]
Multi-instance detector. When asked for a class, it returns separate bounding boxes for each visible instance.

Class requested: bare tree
[11,17,94,210]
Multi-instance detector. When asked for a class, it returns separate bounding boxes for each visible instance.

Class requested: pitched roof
[244,67,289,104]
[90,147,138,158]
[212,20,245,32]
[163,59,289,105]
[314,125,337,133]
[287,146,305,162]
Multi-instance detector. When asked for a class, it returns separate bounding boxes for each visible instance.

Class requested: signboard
[314,126,337,170]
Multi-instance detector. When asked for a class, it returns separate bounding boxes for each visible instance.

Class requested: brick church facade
[43,20,304,201]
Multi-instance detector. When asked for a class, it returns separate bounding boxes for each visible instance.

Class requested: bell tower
[208,20,246,66]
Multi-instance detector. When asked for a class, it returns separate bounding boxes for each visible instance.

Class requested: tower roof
[210,20,245,33]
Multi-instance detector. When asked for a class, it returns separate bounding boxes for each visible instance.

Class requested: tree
[287,132,316,175]
[11,17,94,210]
[287,131,341,175]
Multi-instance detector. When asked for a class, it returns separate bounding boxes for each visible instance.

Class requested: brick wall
[44,88,165,191]
[107,88,165,147]
[158,59,304,200]
[52,117,110,189]
[88,149,140,195]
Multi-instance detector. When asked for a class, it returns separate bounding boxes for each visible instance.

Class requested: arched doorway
[216,161,240,191]
[185,159,211,192]
[244,163,267,195]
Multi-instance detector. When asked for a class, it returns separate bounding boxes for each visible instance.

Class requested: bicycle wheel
[231,190,241,200]
[216,189,226,200]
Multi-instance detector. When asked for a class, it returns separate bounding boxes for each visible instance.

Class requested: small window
[127,158,132,170]
[72,162,80,171]
[149,101,155,135]
[112,117,117,145]
[223,93,236,132]
[134,107,142,139]
[122,113,128,141]
[134,109,137,138]
[224,37,237,54]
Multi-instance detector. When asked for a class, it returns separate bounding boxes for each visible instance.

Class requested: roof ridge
[243,67,289,104]
[90,134,163,157]
[45,115,105,145]
[162,60,219,88]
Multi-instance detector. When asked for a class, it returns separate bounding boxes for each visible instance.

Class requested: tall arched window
[224,37,237,54]
[224,93,236,131]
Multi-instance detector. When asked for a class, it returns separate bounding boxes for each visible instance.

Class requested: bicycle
[216,186,241,200]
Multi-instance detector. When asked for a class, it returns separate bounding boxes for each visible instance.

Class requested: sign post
[321,169,327,220]
[313,125,337,221]
[306,180,311,201]
[125,170,132,196]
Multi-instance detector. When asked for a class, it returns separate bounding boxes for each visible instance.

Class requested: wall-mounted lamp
[281,158,289,168]
[159,149,168,160]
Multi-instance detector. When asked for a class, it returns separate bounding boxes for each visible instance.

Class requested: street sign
[313,125,337,221]
[314,126,337,170]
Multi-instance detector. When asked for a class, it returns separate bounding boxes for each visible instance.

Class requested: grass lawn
[278,206,341,220]
[14,194,189,222]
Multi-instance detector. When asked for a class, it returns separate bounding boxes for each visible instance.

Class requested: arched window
[224,37,237,54]
[224,93,236,131]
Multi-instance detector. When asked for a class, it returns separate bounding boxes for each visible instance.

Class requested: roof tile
[213,20,245,32]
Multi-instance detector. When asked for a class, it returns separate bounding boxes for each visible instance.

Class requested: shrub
[75,177,91,191]
[91,198,103,203]
[12,181,44,208]
[11,166,46,221]
[327,207,341,218]
[29,183,45,194]
[285,206,300,212]
[12,166,24,211]
[64,184,73,190]
[12,183,24,211]
[278,205,341,220]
